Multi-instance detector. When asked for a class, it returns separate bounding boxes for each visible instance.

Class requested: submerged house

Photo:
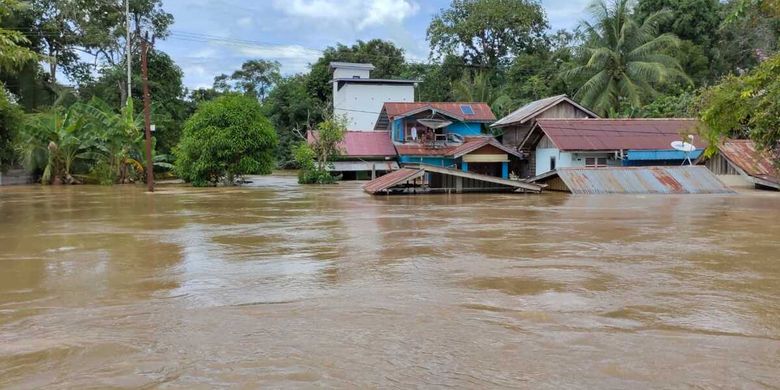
[307,130,398,180]
[520,118,705,177]
[492,95,599,177]
[697,139,780,190]
[374,102,521,179]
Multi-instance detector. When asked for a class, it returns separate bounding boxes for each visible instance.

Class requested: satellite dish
[671,140,696,152]
[671,137,696,165]
[417,118,452,129]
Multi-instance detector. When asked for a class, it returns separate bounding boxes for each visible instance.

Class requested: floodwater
[1,175,779,389]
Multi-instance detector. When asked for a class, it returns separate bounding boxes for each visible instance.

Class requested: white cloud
[273,0,419,30]
[236,45,323,73]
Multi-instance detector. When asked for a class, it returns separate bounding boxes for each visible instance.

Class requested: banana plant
[19,106,95,184]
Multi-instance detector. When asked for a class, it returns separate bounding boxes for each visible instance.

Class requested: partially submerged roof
[531,166,734,194]
[362,168,425,194]
[362,164,542,194]
[712,139,780,189]
[491,95,599,128]
[307,130,396,158]
[382,102,496,122]
[522,118,704,151]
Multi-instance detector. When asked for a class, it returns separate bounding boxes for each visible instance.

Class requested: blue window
[460,104,474,115]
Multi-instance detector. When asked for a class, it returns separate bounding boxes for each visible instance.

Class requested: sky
[156,0,592,90]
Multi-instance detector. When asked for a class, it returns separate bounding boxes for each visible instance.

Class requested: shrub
[293,142,336,184]
[174,94,277,186]
[0,86,23,172]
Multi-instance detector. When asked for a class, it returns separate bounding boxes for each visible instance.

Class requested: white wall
[333,67,371,79]
[535,149,620,175]
[334,83,414,131]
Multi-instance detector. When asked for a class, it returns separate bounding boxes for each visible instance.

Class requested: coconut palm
[451,72,514,118]
[563,0,690,116]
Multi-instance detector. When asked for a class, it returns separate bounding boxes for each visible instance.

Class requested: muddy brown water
[1,175,779,389]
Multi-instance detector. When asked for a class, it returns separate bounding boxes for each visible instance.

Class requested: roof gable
[492,95,599,128]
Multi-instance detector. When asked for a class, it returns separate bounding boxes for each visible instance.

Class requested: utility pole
[140,32,154,192]
[125,0,131,105]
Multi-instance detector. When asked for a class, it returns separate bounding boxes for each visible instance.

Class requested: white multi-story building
[330,62,417,131]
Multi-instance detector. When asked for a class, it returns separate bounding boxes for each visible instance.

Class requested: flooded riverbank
[1,176,779,388]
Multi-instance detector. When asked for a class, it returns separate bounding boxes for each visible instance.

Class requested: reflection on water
[1,176,779,388]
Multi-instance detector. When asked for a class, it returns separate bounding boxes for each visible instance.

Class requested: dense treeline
[1,0,778,185]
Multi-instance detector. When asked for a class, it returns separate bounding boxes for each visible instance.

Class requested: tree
[715,0,780,76]
[307,39,406,101]
[427,0,548,67]
[563,0,690,117]
[0,0,38,72]
[0,87,23,171]
[22,0,172,87]
[80,50,188,155]
[451,72,512,118]
[294,116,346,184]
[696,53,780,158]
[174,94,278,186]
[213,59,281,102]
[263,73,324,168]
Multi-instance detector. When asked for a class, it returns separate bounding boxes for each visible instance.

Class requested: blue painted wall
[446,122,483,137]
[626,149,702,161]
[399,155,456,168]
[392,119,404,142]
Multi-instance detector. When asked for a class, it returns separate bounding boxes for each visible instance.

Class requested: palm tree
[451,72,514,118]
[563,0,690,116]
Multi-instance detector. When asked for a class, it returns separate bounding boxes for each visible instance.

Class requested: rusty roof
[383,102,496,122]
[362,168,424,194]
[308,130,396,157]
[718,139,780,187]
[492,95,598,128]
[450,137,523,158]
[533,166,734,194]
[524,119,705,151]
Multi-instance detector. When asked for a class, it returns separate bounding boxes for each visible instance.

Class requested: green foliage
[79,50,188,155]
[293,142,335,184]
[564,0,690,117]
[295,116,346,184]
[451,72,513,118]
[263,74,323,168]
[174,94,278,187]
[213,59,281,102]
[0,86,23,171]
[427,0,548,67]
[697,52,780,156]
[0,0,38,73]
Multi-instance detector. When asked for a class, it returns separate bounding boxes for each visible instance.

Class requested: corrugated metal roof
[531,118,705,151]
[534,166,734,194]
[308,131,396,157]
[491,95,598,127]
[719,139,780,187]
[383,102,496,122]
[362,168,424,194]
[450,137,523,158]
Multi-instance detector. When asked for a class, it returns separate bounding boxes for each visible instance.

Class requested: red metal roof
[394,144,458,156]
[383,102,496,122]
[450,137,522,158]
[308,130,396,157]
[719,139,780,186]
[362,168,424,194]
[532,119,705,151]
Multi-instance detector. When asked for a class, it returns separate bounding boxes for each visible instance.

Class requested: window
[460,104,474,115]
[585,157,608,167]
[550,156,556,171]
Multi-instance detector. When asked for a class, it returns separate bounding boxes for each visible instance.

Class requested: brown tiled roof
[528,118,705,151]
[383,102,496,122]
